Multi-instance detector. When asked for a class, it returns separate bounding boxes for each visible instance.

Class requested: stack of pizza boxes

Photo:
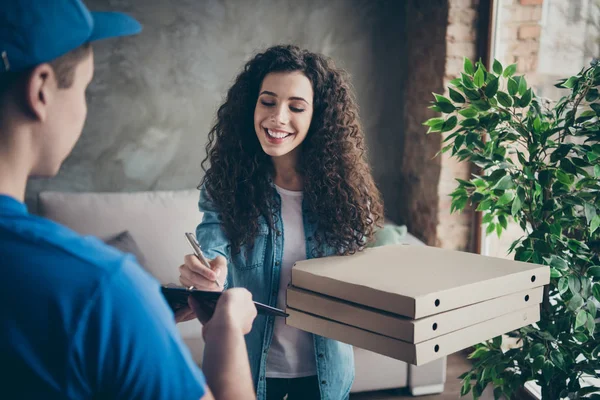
[286,244,549,365]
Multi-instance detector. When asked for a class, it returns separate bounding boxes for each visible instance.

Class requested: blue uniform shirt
[0,194,206,399]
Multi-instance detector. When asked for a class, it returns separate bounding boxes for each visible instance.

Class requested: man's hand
[190,288,257,339]
[173,304,196,324]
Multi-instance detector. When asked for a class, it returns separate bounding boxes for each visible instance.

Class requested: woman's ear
[24,63,55,122]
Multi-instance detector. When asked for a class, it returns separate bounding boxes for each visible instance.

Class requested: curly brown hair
[200,45,383,256]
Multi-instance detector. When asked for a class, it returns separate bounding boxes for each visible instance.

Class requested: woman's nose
[272,106,290,125]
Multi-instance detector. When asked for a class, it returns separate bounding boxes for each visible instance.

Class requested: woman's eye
[290,107,305,113]
[260,100,275,107]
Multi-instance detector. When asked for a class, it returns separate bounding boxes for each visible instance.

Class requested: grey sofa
[38,189,446,396]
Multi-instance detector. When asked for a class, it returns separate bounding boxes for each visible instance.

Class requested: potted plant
[424,58,600,399]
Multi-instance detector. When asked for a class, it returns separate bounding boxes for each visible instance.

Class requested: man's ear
[25,63,55,122]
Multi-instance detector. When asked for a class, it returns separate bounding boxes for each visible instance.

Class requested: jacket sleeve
[196,186,232,290]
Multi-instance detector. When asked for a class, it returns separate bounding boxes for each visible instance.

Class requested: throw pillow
[104,230,148,269]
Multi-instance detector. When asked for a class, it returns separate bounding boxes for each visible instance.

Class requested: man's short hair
[0,43,91,100]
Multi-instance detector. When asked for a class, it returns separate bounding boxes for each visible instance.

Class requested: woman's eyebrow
[259,90,311,105]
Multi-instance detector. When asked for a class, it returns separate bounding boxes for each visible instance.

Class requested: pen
[185,232,222,289]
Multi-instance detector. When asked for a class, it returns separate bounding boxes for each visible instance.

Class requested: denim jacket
[196,186,355,400]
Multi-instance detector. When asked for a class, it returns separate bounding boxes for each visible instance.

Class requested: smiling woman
[254,71,314,160]
[181,45,384,400]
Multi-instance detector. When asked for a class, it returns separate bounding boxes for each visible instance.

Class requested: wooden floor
[350,352,495,400]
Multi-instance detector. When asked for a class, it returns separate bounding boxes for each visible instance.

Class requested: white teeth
[267,128,291,139]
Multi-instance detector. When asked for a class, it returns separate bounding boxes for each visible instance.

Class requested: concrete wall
[25,0,408,215]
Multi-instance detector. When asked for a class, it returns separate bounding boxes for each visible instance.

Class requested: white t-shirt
[265,185,317,378]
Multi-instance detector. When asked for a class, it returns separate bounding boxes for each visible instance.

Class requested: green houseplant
[424,58,600,399]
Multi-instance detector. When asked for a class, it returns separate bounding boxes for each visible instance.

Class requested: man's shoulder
[0,212,131,280]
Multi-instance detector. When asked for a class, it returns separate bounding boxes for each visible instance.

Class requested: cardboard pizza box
[291,244,549,319]
[286,286,543,343]
[286,305,540,366]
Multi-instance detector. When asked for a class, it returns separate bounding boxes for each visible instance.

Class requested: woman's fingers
[184,254,219,281]
[179,266,216,290]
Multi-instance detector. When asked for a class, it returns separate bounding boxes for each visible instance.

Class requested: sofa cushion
[38,190,201,285]
[104,230,148,270]
[38,190,205,356]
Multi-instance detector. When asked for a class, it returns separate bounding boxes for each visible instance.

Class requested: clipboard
[161,285,288,318]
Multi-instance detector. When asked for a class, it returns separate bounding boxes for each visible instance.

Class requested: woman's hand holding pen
[179,254,227,292]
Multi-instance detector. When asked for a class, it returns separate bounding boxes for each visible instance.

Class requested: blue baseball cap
[0,0,142,73]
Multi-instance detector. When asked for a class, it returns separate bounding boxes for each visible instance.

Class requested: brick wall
[436,0,480,251]
[497,0,543,74]
[435,0,544,252]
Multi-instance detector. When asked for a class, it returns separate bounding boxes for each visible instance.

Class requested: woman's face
[254,71,314,161]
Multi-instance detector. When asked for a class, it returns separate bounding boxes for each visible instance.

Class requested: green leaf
[586,313,595,336]
[558,277,569,294]
[460,118,478,128]
[594,284,600,302]
[468,346,488,359]
[586,88,599,102]
[482,213,494,224]
[550,268,562,278]
[568,238,589,251]
[556,170,573,185]
[561,76,578,88]
[484,77,499,98]
[549,255,569,270]
[474,66,485,87]
[460,379,471,396]
[459,108,478,118]
[486,222,496,235]
[542,361,554,380]
[595,165,600,178]
[519,88,532,107]
[591,215,600,235]
[493,59,503,75]
[569,275,582,295]
[450,77,462,87]
[497,192,514,206]
[511,193,522,216]
[550,350,565,370]
[461,73,476,89]
[587,300,597,318]
[588,266,600,278]
[533,116,542,133]
[531,356,545,374]
[433,93,452,104]
[568,293,584,311]
[503,63,517,78]
[498,214,508,229]
[494,175,514,190]
[497,91,513,107]
[584,203,597,225]
[492,335,502,348]
[531,343,546,357]
[573,332,588,342]
[448,88,466,103]
[518,75,527,95]
[464,88,480,100]
[442,116,458,132]
[472,100,491,111]
[437,101,456,113]
[423,117,444,127]
[507,78,518,96]
[576,309,588,329]
[464,57,474,75]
